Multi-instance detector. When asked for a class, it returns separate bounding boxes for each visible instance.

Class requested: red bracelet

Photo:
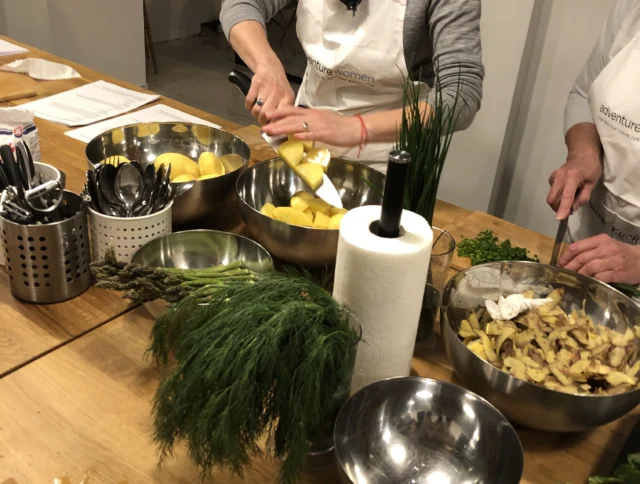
[355,114,369,159]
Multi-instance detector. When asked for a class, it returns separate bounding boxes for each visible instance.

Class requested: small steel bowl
[131,229,273,316]
[334,377,523,484]
[85,122,250,226]
[236,158,385,266]
[442,261,640,432]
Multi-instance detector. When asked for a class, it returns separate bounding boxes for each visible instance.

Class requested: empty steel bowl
[236,158,384,266]
[85,122,250,226]
[334,377,523,484]
[131,229,273,317]
[442,261,640,432]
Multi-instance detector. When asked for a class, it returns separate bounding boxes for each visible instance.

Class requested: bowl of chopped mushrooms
[441,261,640,432]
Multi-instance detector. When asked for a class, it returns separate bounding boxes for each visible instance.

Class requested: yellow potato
[305,148,331,173]
[313,211,330,229]
[294,162,324,190]
[198,174,220,181]
[136,123,160,137]
[172,124,189,133]
[293,191,314,202]
[303,208,314,218]
[219,153,244,172]
[277,140,305,168]
[288,134,314,152]
[328,213,345,230]
[306,197,331,215]
[272,207,313,227]
[192,125,213,144]
[154,152,200,179]
[198,152,225,177]
[172,174,196,183]
[290,196,310,212]
[111,129,125,145]
[261,202,276,218]
[330,207,348,216]
[102,155,130,166]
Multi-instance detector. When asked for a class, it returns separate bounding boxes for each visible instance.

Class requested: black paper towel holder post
[372,150,411,239]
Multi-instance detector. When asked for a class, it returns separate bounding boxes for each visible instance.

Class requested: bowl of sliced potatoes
[442,261,640,432]
[236,139,384,266]
[86,122,250,226]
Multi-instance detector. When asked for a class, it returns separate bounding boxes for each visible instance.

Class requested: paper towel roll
[333,205,433,394]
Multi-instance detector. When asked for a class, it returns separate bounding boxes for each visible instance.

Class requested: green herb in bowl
[457,229,539,266]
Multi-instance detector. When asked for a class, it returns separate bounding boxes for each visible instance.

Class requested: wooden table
[0,36,637,484]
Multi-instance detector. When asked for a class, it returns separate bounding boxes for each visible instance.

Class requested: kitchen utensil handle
[228,70,253,97]
[15,142,31,190]
[0,145,23,190]
[378,151,411,238]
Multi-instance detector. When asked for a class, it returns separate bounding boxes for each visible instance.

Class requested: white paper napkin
[0,58,80,80]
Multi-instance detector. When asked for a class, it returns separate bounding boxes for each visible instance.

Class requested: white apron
[568,30,640,249]
[295,0,425,171]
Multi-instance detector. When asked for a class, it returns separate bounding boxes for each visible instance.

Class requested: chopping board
[446,210,556,271]
[0,71,38,102]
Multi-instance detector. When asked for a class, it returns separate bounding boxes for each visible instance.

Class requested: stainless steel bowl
[85,122,250,226]
[236,158,384,266]
[334,377,523,484]
[131,229,273,317]
[442,261,640,432]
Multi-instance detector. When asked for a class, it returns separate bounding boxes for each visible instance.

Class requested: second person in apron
[220,0,484,171]
[547,0,640,288]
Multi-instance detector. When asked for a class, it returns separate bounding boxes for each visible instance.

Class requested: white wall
[490,0,616,237]
[146,0,221,43]
[437,0,535,213]
[1,0,146,87]
[0,0,8,36]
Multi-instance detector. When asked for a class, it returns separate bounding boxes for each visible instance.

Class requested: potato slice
[303,208,314,218]
[306,197,331,216]
[278,139,305,168]
[198,152,225,177]
[136,123,160,137]
[305,147,331,172]
[290,196,310,213]
[328,213,345,230]
[294,162,324,190]
[272,207,313,227]
[198,174,220,181]
[330,207,348,217]
[172,174,196,183]
[313,211,331,229]
[288,134,314,152]
[155,153,200,179]
[260,203,276,218]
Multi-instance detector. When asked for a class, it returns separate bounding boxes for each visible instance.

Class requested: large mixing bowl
[236,158,385,266]
[131,229,273,317]
[442,261,640,432]
[86,122,250,226]
[334,377,523,484]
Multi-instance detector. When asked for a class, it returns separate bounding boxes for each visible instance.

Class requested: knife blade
[228,69,344,209]
[550,218,568,266]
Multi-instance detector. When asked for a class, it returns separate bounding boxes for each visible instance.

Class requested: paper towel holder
[370,220,405,238]
[376,150,411,239]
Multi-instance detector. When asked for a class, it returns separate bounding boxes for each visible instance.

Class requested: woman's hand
[546,150,603,220]
[263,107,362,147]
[246,66,295,126]
[559,234,640,284]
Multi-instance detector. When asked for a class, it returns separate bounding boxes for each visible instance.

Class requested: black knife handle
[228,69,253,97]
[0,145,23,190]
[378,150,411,239]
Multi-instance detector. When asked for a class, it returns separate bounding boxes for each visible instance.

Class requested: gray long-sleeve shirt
[220,0,484,131]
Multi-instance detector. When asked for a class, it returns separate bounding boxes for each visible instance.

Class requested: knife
[228,69,343,209]
[549,218,568,266]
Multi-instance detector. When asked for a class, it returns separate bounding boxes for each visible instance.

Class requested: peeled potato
[272,207,313,227]
[294,162,324,190]
[313,211,330,229]
[306,197,331,216]
[155,153,200,180]
[305,148,331,173]
[328,213,345,230]
[288,134,314,152]
[172,174,196,183]
[330,207,348,216]
[290,196,310,212]
[111,129,125,145]
[102,155,130,166]
[219,153,244,171]
[199,152,225,177]
[261,202,276,218]
[198,174,220,181]
[278,140,305,168]
[136,123,160,137]
[172,124,189,133]
[303,207,314,218]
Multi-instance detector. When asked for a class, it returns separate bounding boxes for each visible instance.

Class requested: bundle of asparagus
[91,247,257,305]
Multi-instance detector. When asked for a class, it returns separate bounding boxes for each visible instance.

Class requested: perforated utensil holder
[89,202,173,263]
[1,191,91,303]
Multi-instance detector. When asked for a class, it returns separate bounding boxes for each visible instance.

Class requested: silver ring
[302,121,309,132]
[256,98,264,107]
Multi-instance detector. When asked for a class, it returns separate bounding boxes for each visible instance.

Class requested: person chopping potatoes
[546,0,640,287]
[220,0,484,171]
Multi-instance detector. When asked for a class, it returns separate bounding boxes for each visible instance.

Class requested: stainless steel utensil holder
[1,191,91,303]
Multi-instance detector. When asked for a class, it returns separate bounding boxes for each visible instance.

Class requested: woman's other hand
[263,107,362,147]
[559,234,640,284]
[246,66,295,125]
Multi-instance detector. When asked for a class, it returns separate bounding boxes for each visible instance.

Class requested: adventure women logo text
[307,56,375,86]
[600,104,640,133]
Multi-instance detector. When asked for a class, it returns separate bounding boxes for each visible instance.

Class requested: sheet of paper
[21,80,159,126]
[65,104,222,143]
[0,39,28,57]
